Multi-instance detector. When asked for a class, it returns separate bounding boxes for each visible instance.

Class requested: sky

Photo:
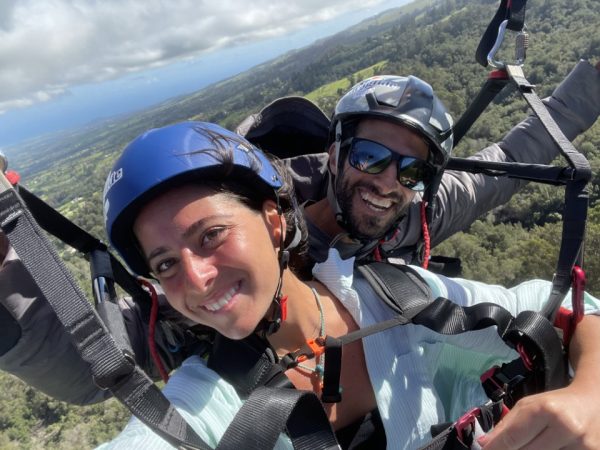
[0,0,413,149]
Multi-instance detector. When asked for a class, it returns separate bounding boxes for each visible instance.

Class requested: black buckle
[454,407,480,447]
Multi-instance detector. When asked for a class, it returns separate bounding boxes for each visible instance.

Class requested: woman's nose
[180,249,217,295]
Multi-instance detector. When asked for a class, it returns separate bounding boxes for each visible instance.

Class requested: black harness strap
[504,64,591,322]
[0,177,211,450]
[216,387,339,450]
[452,72,509,146]
[209,333,294,399]
[18,186,147,300]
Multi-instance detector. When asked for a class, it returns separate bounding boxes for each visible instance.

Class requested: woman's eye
[201,226,228,248]
[154,258,176,275]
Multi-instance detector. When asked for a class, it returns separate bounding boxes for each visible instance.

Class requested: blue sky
[0,0,413,149]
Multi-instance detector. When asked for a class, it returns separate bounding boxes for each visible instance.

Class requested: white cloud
[0,0,386,114]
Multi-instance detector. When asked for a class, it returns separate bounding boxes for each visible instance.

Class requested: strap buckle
[281,336,327,368]
[480,362,527,408]
[454,407,480,446]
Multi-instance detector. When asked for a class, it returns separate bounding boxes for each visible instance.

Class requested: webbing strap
[504,65,591,321]
[18,186,148,300]
[0,182,210,450]
[216,387,340,450]
[505,65,591,173]
[475,0,528,67]
[452,72,509,146]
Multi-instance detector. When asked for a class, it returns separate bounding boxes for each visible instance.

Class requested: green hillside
[1,0,599,447]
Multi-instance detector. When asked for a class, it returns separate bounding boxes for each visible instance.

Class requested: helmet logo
[237,143,251,153]
[348,76,404,99]
[103,167,123,197]
[103,198,110,228]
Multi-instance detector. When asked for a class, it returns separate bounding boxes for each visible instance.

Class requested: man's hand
[477,386,597,449]
[478,315,600,449]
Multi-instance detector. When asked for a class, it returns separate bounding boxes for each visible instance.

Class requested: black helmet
[331,75,453,171]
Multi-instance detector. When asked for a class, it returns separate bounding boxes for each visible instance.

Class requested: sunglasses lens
[397,159,431,191]
[348,140,392,174]
[348,139,433,191]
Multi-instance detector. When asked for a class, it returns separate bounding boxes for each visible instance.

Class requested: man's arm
[478,315,600,449]
[428,59,600,247]
[0,238,111,404]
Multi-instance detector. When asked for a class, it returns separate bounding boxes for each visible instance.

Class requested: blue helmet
[103,121,284,275]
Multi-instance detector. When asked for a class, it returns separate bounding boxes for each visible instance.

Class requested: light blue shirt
[99,249,600,449]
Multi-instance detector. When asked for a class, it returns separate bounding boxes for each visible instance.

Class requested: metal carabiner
[487,19,509,69]
[487,20,529,69]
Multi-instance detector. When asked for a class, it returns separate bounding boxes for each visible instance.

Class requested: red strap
[489,69,509,80]
[280,295,288,322]
[420,202,430,269]
[139,278,170,383]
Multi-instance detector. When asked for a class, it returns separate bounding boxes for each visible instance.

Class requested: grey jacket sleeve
[0,248,111,405]
[427,59,599,247]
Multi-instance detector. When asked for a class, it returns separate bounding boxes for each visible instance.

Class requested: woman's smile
[194,280,242,313]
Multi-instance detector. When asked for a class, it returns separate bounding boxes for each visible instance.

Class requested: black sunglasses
[344,138,435,191]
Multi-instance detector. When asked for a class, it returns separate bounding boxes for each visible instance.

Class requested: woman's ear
[262,199,286,248]
[327,142,338,176]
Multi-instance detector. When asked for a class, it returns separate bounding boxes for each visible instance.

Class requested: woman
[99,121,600,450]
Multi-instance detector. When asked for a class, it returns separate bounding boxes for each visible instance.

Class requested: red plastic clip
[5,171,20,186]
[489,69,509,80]
[455,407,480,446]
[295,337,326,363]
[554,266,586,346]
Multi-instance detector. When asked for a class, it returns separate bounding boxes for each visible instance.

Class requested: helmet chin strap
[328,121,352,231]
[256,192,303,337]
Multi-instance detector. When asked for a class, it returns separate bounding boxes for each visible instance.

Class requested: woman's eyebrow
[181,214,233,240]
[146,213,234,263]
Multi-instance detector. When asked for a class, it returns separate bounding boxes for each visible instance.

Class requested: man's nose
[181,249,217,295]
[372,160,400,194]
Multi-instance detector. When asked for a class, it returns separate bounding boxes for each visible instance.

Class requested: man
[277,60,600,270]
[0,59,599,405]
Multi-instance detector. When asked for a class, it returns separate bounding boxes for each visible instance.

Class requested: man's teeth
[361,191,392,210]
[204,285,238,312]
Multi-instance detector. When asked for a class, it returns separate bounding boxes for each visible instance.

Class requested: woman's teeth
[203,284,239,312]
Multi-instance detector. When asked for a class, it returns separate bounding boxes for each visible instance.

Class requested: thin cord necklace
[296,287,326,383]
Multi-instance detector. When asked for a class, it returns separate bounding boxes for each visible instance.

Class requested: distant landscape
[1,0,599,447]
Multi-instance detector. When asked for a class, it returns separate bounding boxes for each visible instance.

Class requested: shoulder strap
[208,333,294,398]
[356,261,433,315]
[217,387,340,450]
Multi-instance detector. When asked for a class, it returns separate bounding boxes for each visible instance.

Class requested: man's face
[331,118,430,240]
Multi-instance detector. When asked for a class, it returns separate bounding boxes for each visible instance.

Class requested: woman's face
[133,184,283,340]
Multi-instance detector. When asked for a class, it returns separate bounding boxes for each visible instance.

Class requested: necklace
[296,287,325,382]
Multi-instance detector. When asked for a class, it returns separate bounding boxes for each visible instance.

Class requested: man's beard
[335,174,411,241]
